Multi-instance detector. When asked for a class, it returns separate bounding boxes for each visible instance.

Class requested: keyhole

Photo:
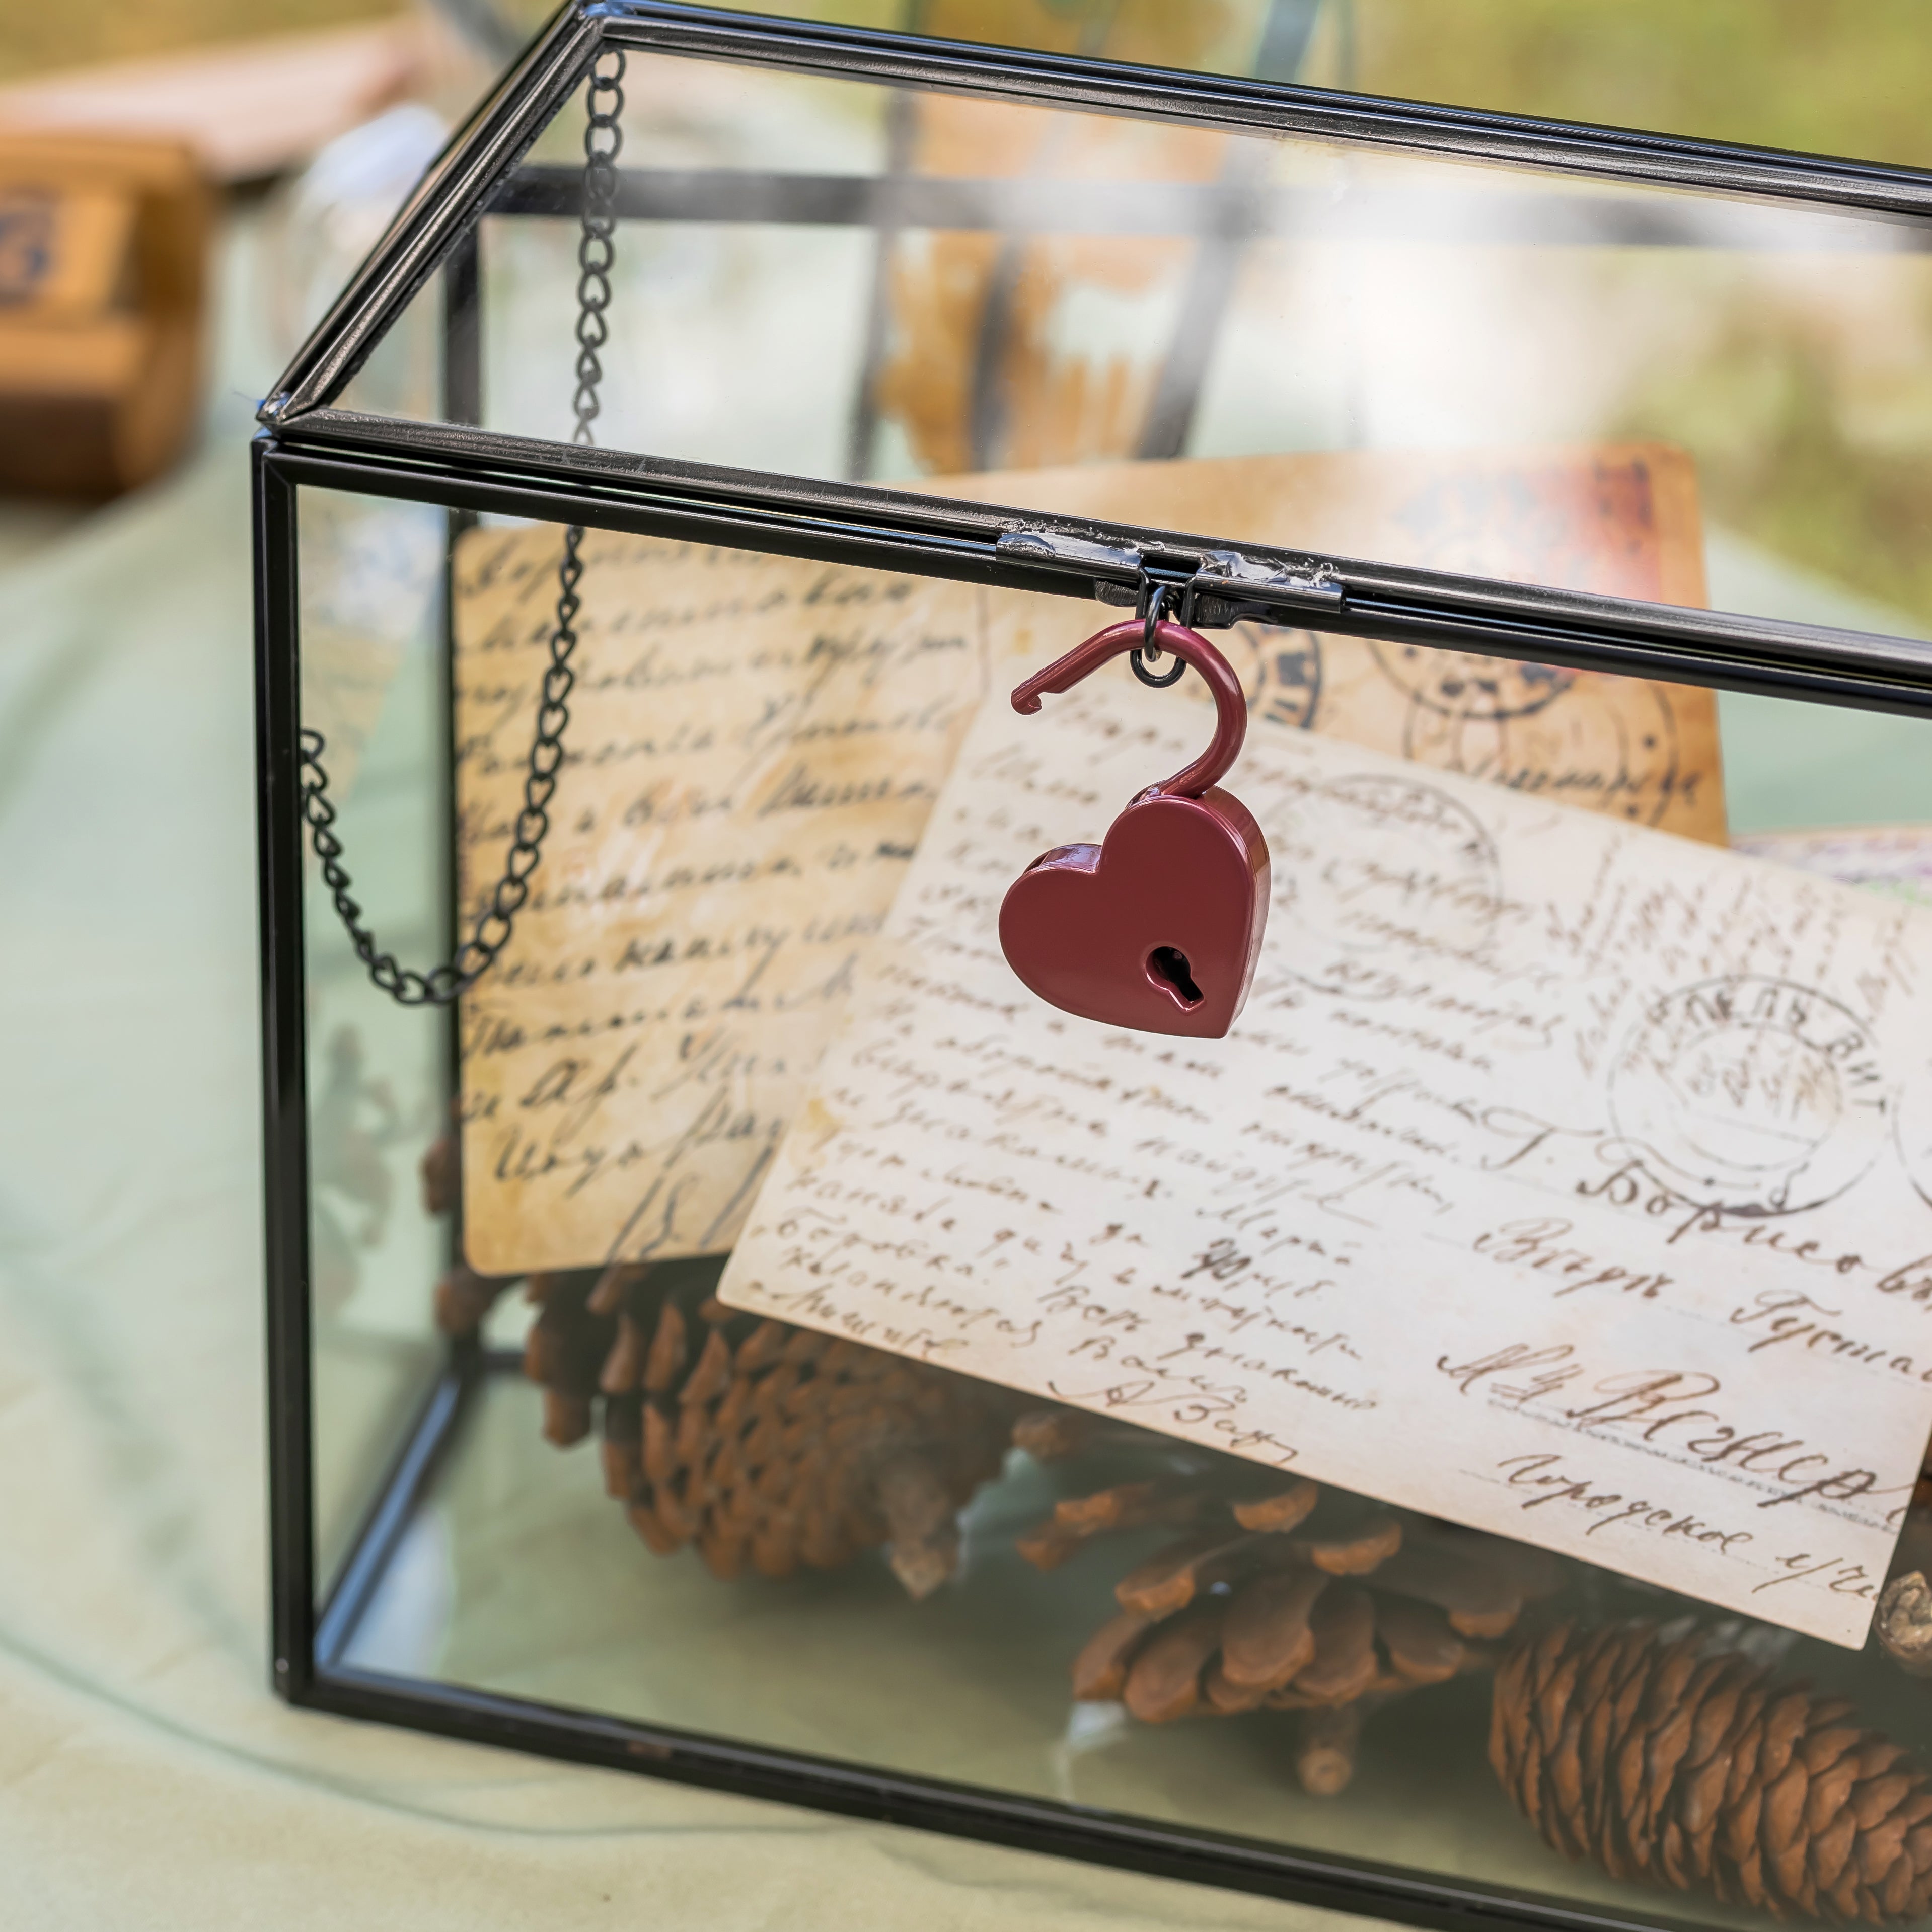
[1147,945,1203,1009]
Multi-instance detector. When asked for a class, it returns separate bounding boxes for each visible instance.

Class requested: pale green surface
[351,1375,1796,1930]
[1707,532,1932,834]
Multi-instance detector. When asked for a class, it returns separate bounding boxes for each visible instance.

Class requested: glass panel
[294,494,1932,1932]
[296,486,453,1585]
[478,1,1932,169]
[337,45,1932,657]
[483,0,1319,89]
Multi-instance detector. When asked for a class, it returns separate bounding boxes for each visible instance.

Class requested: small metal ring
[1132,585,1186,688]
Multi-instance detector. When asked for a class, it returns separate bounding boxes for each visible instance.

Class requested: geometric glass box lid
[254,7,1932,1929]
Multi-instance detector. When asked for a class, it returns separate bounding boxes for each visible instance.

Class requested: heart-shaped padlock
[998,616,1269,1038]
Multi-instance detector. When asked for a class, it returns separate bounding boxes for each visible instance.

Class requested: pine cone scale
[540,1268,1019,1595]
[1813,1809,1859,1893]
[1857,1775,1918,1831]
[1024,1453,1563,1801]
[1072,1610,1149,1701]
[1376,1597,1462,1685]
[1296,1586,1378,1706]
[1494,1620,1932,1924]
[1680,1733,1738,1838]
[1124,1604,1226,1724]
[422,1147,1023,1604]
[1221,1568,1324,1690]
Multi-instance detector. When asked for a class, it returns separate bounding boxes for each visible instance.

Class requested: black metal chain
[298,51,627,1006]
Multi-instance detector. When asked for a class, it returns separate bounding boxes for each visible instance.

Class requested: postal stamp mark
[1609,976,1890,1215]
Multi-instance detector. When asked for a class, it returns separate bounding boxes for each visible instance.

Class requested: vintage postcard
[718,673,1932,1645]
[452,533,1033,1275]
[454,443,1724,1272]
[939,441,1724,842]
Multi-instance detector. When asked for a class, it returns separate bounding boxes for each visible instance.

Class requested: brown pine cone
[545,1259,1020,1598]
[417,1133,1018,1596]
[420,1120,460,1217]
[1494,1619,1932,1923]
[418,1122,523,1337]
[433,1257,514,1337]
[1016,1440,1561,1795]
[1876,1573,1932,1680]
[1873,1429,1932,1676]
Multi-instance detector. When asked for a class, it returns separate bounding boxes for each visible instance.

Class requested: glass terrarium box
[254,5,1932,1926]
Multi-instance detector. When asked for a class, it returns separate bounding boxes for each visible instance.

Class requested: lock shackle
[1010,617,1247,800]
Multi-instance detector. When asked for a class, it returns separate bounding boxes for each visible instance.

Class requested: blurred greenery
[561,0,1932,626]
[27,0,1924,626]
[1623,304,1932,623]
[618,0,1932,169]
[1354,0,1932,171]
[20,1,1932,172]
[0,0,404,86]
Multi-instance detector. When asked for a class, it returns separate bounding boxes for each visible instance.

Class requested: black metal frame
[255,3,1932,1924]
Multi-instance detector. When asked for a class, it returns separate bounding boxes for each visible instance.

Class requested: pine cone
[434,1256,514,1336]
[1015,1431,1561,1795]
[1876,1573,1932,1680]
[420,1120,460,1217]
[419,1127,1017,1596]
[419,1123,519,1336]
[1873,1430,1932,1676]
[1494,1619,1932,1923]
[536,1260,1019,1597]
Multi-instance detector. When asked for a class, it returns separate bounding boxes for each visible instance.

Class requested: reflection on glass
[335,36,1932,654]
[568,0,1932,167]
[299,488,452,1582]
[285,14,1932,1916]
[302,485,1932,1932]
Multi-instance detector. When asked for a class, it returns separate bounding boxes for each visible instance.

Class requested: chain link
[1130,582,1186,689]
[299,52,626,1006]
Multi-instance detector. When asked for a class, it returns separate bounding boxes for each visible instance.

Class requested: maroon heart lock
[998,615,1269,1039]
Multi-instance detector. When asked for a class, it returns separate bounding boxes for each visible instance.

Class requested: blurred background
[6,0,1932,637]
[5,14,1932,1923]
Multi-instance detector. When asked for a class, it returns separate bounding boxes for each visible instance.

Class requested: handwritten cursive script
[720,674,1932,1646]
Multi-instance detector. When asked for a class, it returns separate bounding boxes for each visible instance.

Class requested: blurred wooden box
[0,132,211,497]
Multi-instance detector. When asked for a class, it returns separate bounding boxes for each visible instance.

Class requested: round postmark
[1270,771,1502,970]
[1369,642,1577,724]
[1368,642,1687,829]
[1238,626,1323,733]
[1609,976,1890,1215]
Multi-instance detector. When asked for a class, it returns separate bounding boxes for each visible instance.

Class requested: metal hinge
[994,529,1344,628]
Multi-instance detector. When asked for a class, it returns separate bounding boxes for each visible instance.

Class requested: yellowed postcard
[454,444,1723,1272]
[719,674,1932,1647]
